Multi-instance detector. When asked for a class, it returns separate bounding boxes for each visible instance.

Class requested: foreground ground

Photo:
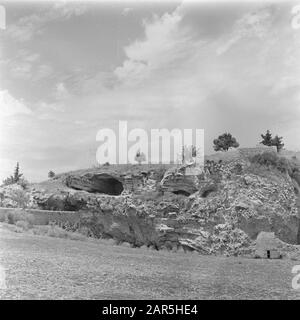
[0,223,299,300]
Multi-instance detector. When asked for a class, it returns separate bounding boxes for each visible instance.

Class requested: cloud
[4,48,54,82]
[10,61,32,79]
[6,2,88,42]
[1,2,299,182]
[114,8,193,85]
[55,82,69,100]
[122,7,134,16]
[33,64,54,81]
[111,3,300,151]
[216,6,274,55]
[0,90,32,117]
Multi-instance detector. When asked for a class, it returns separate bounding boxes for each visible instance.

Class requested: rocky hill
[1,147,300,257]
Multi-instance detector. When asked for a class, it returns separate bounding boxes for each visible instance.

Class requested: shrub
[10,189,30,208]
[17,178,29,189]
[250,151,291,174]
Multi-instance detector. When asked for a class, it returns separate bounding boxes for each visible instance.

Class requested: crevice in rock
[172,190,190,196]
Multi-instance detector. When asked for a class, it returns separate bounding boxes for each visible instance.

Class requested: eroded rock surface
[1,149,300,257]
[66,173,124,195]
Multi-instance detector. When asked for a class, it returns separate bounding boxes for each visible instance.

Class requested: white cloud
[122,7,134,16]
[114,9,193,85]
[1,2,299,182]
[55,82,69,100]
[0,90,32,117]
[6,3,88,42]
[216,7,273,55]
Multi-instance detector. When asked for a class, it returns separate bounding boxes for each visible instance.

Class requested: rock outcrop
[66,173,124,195]
[160,165,201,196]
[1,148,299,257]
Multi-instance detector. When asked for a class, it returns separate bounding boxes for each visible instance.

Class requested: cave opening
[91,174,124,195]
[172,190,190,197]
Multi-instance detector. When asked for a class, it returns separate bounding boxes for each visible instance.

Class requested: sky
[0,0,300,182]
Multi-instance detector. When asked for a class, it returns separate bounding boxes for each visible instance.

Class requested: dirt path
[0,223,299,300]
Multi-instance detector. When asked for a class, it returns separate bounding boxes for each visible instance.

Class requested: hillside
[1,147,300,257]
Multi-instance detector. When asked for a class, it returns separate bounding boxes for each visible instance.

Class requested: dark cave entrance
[172,190,190,197]
[91,174,124,195]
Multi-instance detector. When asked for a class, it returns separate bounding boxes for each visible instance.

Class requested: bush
[10,189,30,208]
[17,178,29,189]
[250,151,292,174]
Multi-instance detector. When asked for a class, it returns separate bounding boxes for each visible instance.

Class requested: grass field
[0,223,300,300]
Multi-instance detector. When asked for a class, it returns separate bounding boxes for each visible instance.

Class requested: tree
[272,135,284,153]
[134,150,146,165]
[48,170,55,178]
[14,162,23,182]
[213,133,239,152]
[260,130,284,153]
[2,162,23,186]
[260,130,273,146]
[2,176,14,186]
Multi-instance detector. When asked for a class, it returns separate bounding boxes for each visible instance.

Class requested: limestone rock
[66,173,124,195]
[160,166,199,196]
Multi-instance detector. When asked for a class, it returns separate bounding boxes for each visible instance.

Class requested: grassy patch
[1,218,88,242]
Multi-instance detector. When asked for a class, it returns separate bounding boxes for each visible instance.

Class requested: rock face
[160,165,200,196]
[31,190,87,211]
[66,173,124,195]
[1,149,300,257]
[187,159,299,245]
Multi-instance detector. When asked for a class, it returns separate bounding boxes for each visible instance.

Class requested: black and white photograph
[0,0,300,304]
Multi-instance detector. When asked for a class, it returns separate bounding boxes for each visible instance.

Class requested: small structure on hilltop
[255,232,282,259]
